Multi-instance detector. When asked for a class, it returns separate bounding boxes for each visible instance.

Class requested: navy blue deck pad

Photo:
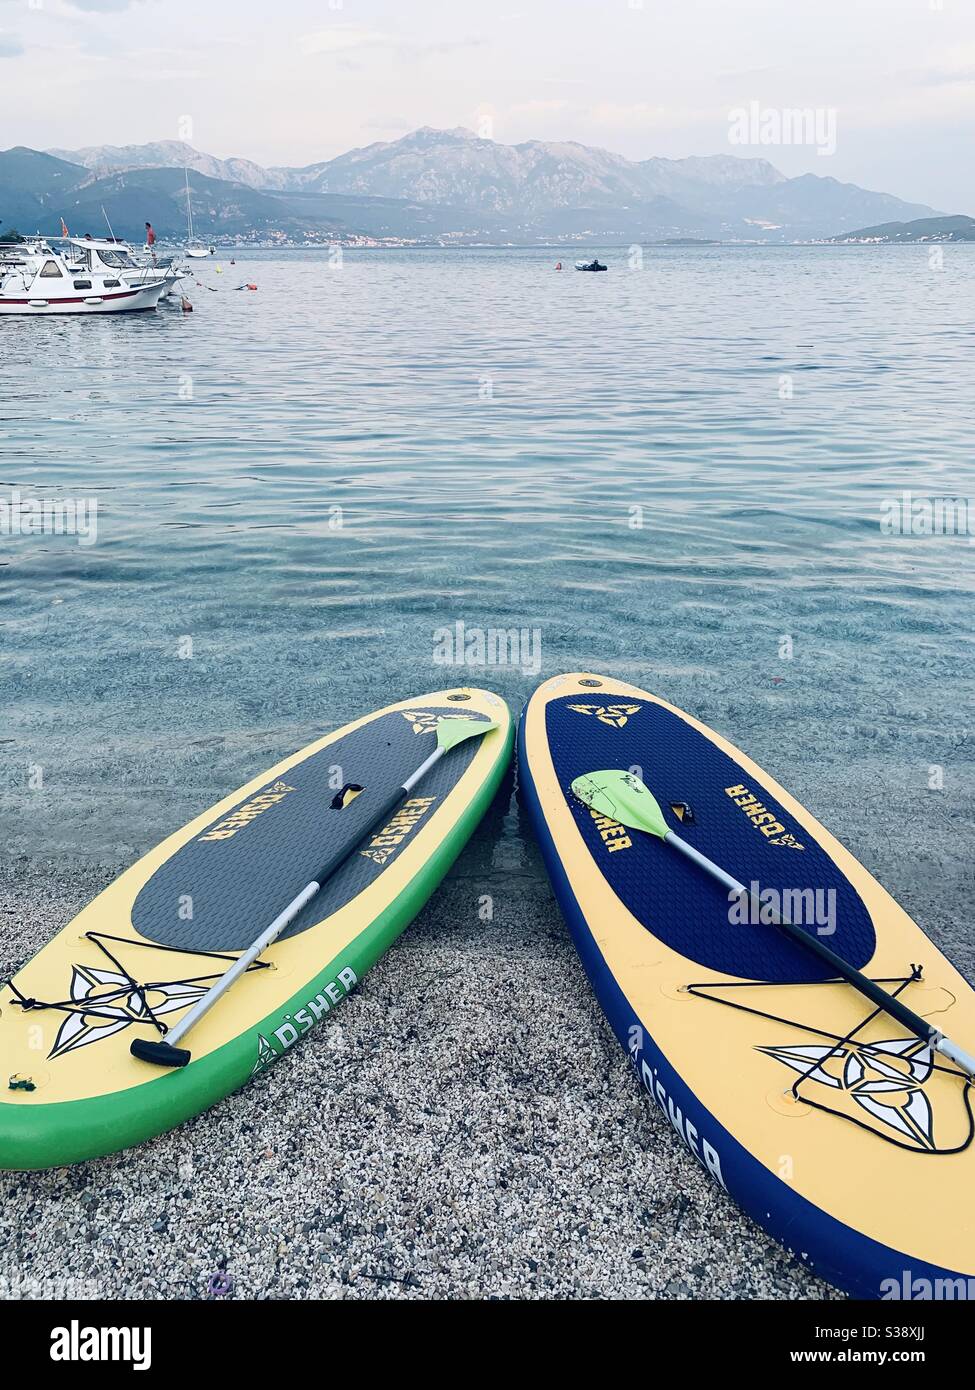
[544,695,875,982]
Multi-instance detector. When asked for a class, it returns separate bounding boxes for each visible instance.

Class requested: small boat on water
[0,240,169,315]
[575,258,608,272]
[183,169,213,258]
[62,236,187,300]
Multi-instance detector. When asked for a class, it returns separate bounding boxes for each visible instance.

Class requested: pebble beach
[0,831,839,1302]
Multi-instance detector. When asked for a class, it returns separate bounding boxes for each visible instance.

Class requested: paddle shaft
[152,742,447,1052]
[668,830,975,1074]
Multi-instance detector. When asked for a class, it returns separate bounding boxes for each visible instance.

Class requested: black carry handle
[311,784,406,885]
[130,1038,191,1068]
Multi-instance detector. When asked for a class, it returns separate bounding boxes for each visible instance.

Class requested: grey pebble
[0,862,839,1301]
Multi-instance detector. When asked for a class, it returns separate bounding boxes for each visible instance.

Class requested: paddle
[131,716,497,1068]
[571,769,975,1076]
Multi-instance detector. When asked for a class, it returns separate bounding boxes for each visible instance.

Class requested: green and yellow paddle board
[1,687,512,1170]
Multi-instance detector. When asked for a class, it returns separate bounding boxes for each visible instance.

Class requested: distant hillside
[0,149,352,242]
[49,139,284,192]
[58,166,343,240]
[830,214,975,243]
[43,127,942,242]
[0,147,86,231]
[269,127,936,238]
[3,128,949,245]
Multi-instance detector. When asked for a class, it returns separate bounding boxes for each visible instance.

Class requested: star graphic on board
[399,711,475,735]
[251,1033,278,1076]
[759,1037,937,1150]
[48,964,211,1060]
[568,703,642,729]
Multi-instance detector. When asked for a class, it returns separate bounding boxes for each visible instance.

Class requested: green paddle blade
[571,769,670,839]
[436,716,498,752]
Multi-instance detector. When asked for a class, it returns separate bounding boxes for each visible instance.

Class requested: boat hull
[0,281,167,315]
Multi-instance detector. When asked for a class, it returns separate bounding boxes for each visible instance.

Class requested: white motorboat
[0,240,169,315]
[62,236,187,300]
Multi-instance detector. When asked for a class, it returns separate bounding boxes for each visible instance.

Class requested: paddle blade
[436,716,497,752]
[571,769,670,839]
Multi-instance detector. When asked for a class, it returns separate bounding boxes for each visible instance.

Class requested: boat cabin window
[103,279,121,288]
[96,249,131,269]
[73,280,93,290]
[39,260,64,278]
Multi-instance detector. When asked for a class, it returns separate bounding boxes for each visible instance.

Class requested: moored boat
[62,236,187,300]
[0,240,168,315]
[182,168,212,258]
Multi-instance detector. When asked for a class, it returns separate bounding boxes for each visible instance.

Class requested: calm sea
[1,244,973,951]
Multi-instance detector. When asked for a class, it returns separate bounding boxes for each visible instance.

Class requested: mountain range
[2,126,944,246]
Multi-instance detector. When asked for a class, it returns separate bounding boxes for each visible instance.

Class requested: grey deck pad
[131,706,489,952]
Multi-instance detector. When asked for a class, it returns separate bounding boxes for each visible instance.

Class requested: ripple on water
[1,244,973,857]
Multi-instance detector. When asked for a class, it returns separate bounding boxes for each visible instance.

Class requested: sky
[0,0,972,211]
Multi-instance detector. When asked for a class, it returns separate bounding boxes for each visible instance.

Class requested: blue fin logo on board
[759,1038,941,1150]
[567,703,641,728]
[360,796,437,865]
[47,966,211,1060]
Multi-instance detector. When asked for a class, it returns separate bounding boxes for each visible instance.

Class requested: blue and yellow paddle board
[519,673,975,1299]
[1,688,512,1170]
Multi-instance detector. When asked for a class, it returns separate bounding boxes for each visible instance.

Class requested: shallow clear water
[1,246,973,932]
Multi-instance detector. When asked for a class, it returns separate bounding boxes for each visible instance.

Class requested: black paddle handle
[761,898,938,1043]
[311,784,406,886]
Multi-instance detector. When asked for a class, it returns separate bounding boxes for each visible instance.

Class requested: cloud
[65,0,141,10]
[510,100,572,115]
[362,114,415,132]
[0,30,23,57]
[132,67,205,81]
[300,26,396,56]
[904,41,975,88]
[300,25,483,60]
[589,101,717,132]
[418,37,485,57]
[913,66,975,87]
